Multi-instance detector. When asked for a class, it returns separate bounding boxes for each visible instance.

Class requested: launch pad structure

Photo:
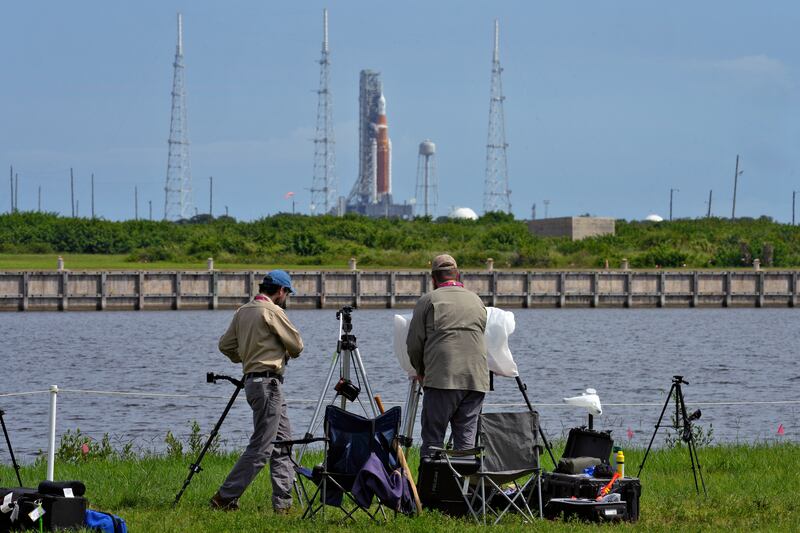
[345,70,412,219]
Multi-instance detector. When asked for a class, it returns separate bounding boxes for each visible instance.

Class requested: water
[1,308,798,461]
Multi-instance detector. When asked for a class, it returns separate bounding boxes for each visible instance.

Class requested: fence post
[211,271,219,310]
[491,271,498,307]
[175,272,182,310]
[100,272,107,310]
[625,272,632,308]
[725,272,732,308]
[389,272,396,309]
[319,272,326,309]
[137,272,145,310]
[558,272,566,308]
[525,271,532,309]
[692,272,699,308]
[791,272,798,308]
[61,271,69,311]
[591,272,599,308]
[22,272,29,311]
[757,271,764,308]
[658,272,666,308]
[354,271,361,308]
[47,385,58,481]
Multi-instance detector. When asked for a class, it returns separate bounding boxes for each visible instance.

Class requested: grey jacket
[406,286,489,392]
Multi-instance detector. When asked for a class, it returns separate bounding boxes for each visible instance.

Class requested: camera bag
[417,456,480,517]
[12,491,87,531]
[1,488,38,532]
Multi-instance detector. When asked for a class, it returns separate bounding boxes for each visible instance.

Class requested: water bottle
[616,450,625,478]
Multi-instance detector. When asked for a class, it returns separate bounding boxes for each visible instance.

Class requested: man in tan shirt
[407,255,488,457]
[211,270,303,513]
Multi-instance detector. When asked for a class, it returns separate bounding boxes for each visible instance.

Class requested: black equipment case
[537,427,642,522]
[544,497,627,522]
[540,472,641,521]
[1,487,87,532]
[417,456,479,517]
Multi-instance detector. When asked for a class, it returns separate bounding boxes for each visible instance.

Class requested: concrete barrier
[0,270,797,311]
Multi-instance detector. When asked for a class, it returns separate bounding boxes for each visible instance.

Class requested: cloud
[710,54,787,77]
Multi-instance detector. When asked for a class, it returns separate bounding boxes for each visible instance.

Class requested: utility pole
[209,176,213,216]
[531,203,536,220]
[70,168,75,217]
[706,189,713,218]
[669,188,679,221]
[38,186,41,212]
[14,173,19,213]
[9,166,13,213]
[91,173,95,219]
[134,186,139,221]
[793,190,796,226]
[543,199,550,219]
[731,155,742,219]
[149,200,153,221]
[225,205,229,217]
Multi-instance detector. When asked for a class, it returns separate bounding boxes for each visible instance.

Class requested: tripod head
[336,306,358,351]
[206,373,243,388]
[336,306,354,334]
[673,375,689,385]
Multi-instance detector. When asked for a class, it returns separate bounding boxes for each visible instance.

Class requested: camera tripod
[0,409,23,486]
[638,375,707,495]
[173,373,244,506]
[296,306,378,464]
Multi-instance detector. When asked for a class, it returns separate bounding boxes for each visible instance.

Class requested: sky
[1,1,799,222]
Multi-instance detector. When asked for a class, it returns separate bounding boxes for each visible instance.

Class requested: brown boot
[209,492,239,511]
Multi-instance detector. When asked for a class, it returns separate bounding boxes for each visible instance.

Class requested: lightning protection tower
[164,13,193,221]
[483,19,512,214]
[310,9,337,216]
[414,140,438,217]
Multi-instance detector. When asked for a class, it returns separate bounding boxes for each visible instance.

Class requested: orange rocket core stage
[375,99,391,198]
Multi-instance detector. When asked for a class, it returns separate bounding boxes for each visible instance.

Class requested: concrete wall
[527,217,616,240]
[0,270,797,311]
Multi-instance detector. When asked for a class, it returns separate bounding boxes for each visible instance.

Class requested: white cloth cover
[393,307,519,378]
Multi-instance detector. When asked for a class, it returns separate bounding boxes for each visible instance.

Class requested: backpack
[85,509,127,533]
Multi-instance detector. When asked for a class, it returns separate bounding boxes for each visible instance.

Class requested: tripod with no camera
[0,409,23,487]
[638,375,707,495]
[173,373,244,506]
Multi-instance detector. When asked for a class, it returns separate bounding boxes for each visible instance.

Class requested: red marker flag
[627,427,634,440]
[777,424,785,436]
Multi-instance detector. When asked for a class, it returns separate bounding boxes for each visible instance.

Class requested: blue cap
[262,270,295,294]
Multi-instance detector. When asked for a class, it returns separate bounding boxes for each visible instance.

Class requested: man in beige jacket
[210,269,304,513]
[406,255,489,457]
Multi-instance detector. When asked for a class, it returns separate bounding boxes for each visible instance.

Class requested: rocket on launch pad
[373,93,391,201]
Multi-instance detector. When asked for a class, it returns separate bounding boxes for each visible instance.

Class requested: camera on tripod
[334,377,361,401]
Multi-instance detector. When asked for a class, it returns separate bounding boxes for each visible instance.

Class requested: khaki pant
[218,376,293,509]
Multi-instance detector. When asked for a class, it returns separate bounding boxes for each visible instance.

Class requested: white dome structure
[448,207,479,220]
[645,213,664,222]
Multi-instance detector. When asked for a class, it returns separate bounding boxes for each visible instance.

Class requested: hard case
[562,427,614,463]
[544,497,627,522]
[539,472,641,522]
[15,492,87,531]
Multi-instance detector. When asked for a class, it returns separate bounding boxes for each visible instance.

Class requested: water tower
[414,139,438,217]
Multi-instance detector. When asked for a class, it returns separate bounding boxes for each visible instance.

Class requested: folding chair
[277,404,407,522]
[432,410,543,525]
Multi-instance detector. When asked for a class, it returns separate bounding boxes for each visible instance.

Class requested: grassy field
[2,443,798,532]
[0,253,355,271]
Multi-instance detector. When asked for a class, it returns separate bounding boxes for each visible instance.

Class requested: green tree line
[1,211,799,268]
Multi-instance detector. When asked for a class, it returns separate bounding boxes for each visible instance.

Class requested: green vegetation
[3,440,797,532]
[1,211,800,270]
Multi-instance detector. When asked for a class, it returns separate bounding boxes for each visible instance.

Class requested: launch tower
[163,13,193,221]
[483,19,512,214]
[310,9,337,215]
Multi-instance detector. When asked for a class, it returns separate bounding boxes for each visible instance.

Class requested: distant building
[527,216,615,240]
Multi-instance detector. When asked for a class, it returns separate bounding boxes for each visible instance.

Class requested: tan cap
[431,254,458,272]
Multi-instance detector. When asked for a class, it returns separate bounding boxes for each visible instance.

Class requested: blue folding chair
[277,405,408,521]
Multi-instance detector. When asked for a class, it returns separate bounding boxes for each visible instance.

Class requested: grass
[0,254,356,272]
[2,443,798,532]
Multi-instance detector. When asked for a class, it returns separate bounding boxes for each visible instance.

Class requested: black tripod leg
[677,389,706,496]
[514,377,557,467]
[173,383,243,506]
[637,383,676,478]
[0,410,23,486]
